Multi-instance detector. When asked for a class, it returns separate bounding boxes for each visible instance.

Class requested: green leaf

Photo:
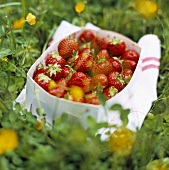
[110,103,123,111]
[8,83,16,93]
[0,156,9,170]
[0,49,12,58]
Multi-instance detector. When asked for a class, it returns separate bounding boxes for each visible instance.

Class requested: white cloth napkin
[16,20,161,130]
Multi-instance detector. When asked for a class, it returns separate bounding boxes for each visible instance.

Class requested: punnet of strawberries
[33,29,140,105]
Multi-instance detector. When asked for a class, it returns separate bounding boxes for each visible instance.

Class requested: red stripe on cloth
[142,64,159,71]
[142,57,160,63]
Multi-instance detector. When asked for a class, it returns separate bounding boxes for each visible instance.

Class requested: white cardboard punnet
[16,21,161,131]
[25,28,141,128]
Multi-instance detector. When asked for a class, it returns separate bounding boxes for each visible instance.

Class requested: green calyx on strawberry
[103,86,118,100]
[48,63,62,76]
[47,63,63,81]
[66,50,79,67]
[45,52,66,67]
[108,37,126,56]
[122,69,133,84]
[108,72,125,92]
[37,73,51,82]
[33,63,48,78]
[34,73,51,91]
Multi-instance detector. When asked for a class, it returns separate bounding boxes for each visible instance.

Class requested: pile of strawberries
[33,29,140,105]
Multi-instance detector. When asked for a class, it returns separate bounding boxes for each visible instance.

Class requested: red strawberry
[34,73,51,91]
[90,74,108,90]
[33,63,48,78]
[90,36,108,54]
[109,58,122,72]
[74,52,94,72]
[61,66,71,78]
[108,38,126,56]
[79,30,95,43]
[58,37,79,58]
[103,86,118,100]
[97,49,110,60]
[48,78,67,98]
[122,60,137,71]
[45,52,66,67]
[85,91,100,105]
[122,69,133,84]
[108,72,125,92]
[91,59,113,76]
[121,49,140,63]
[46,63,63,81]
[67,72,91,93]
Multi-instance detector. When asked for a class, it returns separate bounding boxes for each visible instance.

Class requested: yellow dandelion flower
[108,126,135,156]
[0,129,18,155]
[69,85,84,101]
[12,17,25,30]
[75,2,85,13]
[26,13,36,25]
[1,57,8,62]
[133,0,158,19]
[36,120,43,130]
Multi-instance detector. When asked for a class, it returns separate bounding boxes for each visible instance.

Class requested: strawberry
[67,72,91,93]
[90,36,108,54]
[122,69,133,84]
[48,78,67,98]
[85,91,100,105]
[34,73,51,91]
[61,66,71,78]
[103,86,118,100]
[58,37,79,58]
[78,30,95,43]
[121,49,140,63]
[90,74,108,90]
[46,63,63,81]
[108,72,125,92]
[45,52,66,67]
[109,58,122,72]
[91,58,113,76]
[33,63,48,79]
[97,49,110,60]
[74,52,94,72]
[122,60,137,71]
[108,38,126,56]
